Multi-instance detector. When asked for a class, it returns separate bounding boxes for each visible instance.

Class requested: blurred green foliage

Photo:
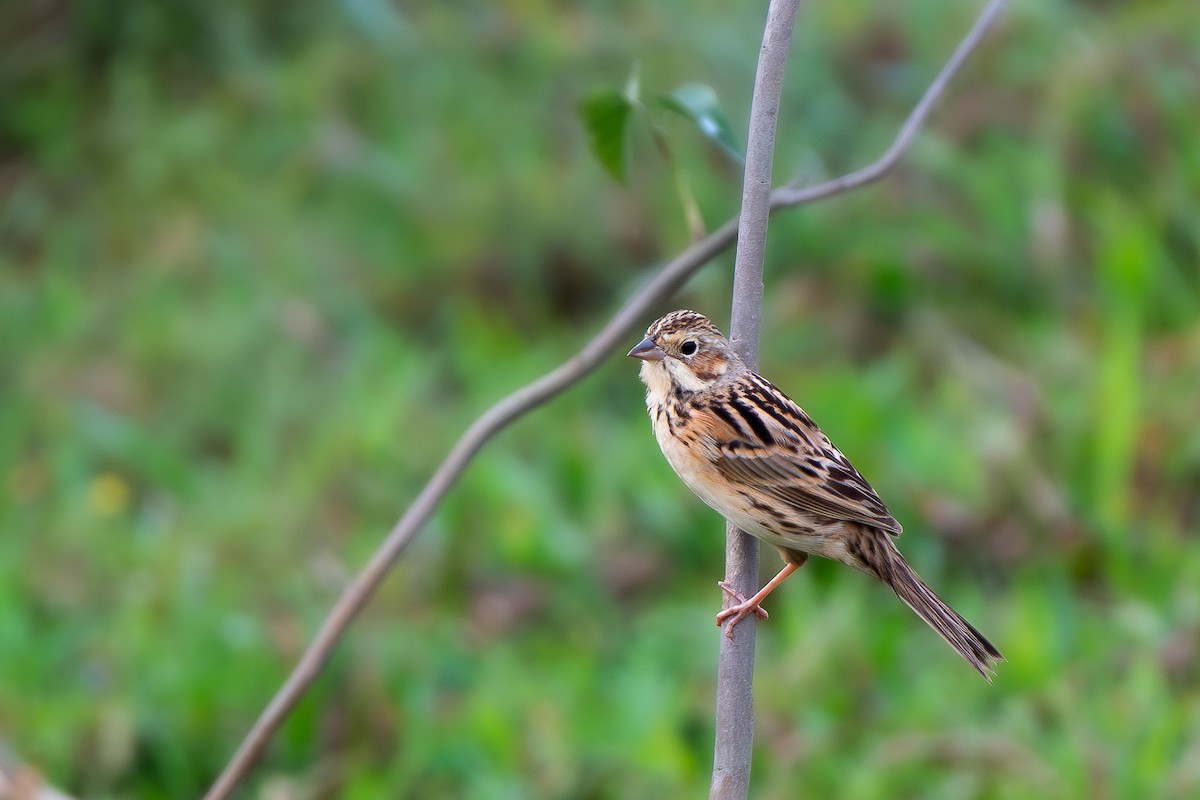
[2,0,1200,798]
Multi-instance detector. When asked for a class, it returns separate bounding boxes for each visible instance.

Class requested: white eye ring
[680,340,698,356]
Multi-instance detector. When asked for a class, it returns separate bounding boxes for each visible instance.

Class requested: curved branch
[202,2,1006,797]
[771,0,1007,209]
[201,216,741,800]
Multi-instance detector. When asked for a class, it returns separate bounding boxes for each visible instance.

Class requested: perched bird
[629,309,1002,679]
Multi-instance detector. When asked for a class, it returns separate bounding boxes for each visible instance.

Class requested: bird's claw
[716,580,768,639]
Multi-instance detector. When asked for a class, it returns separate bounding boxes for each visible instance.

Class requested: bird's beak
[627,337,666,362]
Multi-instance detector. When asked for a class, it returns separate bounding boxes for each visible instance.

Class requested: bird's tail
[857,535,1003,680]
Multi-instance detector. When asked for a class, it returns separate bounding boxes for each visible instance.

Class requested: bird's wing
[693,373,902,536]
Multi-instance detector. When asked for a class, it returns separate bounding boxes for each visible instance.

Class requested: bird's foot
[716,581,768,639]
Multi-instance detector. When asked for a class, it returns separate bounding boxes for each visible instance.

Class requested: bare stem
[771,0,1008,210]
[710,2,801,798]
[202,3,1006,797]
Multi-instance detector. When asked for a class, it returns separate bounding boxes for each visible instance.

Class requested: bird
[628,309,1002,679]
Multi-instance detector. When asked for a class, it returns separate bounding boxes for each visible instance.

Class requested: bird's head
[628,310,745,394]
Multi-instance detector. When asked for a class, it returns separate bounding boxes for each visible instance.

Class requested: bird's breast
[651,400,756,524]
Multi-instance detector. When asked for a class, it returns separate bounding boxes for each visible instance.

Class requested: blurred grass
[2,0,1200,798]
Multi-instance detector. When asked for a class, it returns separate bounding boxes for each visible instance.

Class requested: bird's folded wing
[693,377,902,536]
[714,446,902,535]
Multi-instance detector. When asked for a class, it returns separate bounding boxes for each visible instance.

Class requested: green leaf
[659,83,743,162]
[579,88,635,182]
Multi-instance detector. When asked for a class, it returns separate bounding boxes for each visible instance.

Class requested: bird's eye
[680,340,698,356]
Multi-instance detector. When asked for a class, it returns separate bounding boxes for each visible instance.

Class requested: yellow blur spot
[89,472,132,516]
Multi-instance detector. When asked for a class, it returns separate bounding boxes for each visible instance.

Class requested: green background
[2,0,1199,797]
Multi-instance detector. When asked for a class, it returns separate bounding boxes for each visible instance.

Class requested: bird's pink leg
[716,561,803,639]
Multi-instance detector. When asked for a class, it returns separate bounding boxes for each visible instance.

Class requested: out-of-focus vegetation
[2,0,1199,797]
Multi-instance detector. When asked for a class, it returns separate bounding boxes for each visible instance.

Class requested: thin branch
[202,3,1006,797]
[771,0,1008,209]
[711,1,802,798]
[201,217,741,800]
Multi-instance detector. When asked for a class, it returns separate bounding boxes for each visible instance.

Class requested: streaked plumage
[630,309,1002,679]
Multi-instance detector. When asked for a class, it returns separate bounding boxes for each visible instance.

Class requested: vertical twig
[710,2,802,799]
